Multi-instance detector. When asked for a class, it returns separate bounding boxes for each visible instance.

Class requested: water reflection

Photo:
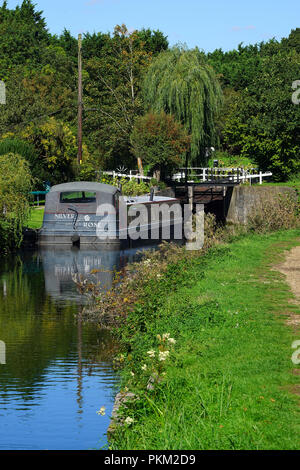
[0,245,150,450]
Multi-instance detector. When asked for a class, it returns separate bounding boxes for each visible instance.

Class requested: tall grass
[108,231,300,450]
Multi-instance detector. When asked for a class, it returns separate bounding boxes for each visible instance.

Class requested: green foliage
[130,112,190,179]
[99,174,150,196]
[0,152,33,252]
[17,117,80,185]
[221,51,300,180]
[143,47,223,164]
[0,138,42,185]
[109,231,300,450]
[0,0,50,78]
[207,150,256,169]
[0,0,298,183]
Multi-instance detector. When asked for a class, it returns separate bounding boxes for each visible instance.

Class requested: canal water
[0,245,147,450]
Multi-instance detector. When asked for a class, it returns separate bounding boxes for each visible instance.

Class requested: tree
[130,112,190,180]
[222,50,300,180]
[17,117,81,185]
[143,47,223,165]
[0,152,32,251]
[0,0,50,78]
[84,24,156,172]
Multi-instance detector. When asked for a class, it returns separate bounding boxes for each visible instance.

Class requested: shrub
[248,192,300,233]
[0,153,33,252]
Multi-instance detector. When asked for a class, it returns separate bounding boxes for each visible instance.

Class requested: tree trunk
[137,157,144,176]
[154,168,161,182]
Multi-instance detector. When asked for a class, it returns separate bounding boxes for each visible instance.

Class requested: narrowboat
[38,182,182,246]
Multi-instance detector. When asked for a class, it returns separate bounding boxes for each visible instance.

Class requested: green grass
[256,180,300,191]
[26,206,44,229]
[111,230,300,450]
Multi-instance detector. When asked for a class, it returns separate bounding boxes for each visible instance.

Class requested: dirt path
[275,245,300,396]
[276,245,300,329]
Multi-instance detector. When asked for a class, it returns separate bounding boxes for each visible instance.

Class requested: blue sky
[7,0,300,52]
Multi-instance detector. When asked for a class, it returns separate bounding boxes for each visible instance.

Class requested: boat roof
[49,182,119,195]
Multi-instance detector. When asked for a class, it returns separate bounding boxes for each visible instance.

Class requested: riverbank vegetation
[69,194,300,449]
[108,229,300,449]
[0,152,33,253]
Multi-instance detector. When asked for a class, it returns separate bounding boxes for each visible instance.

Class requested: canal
[0,245,146,450]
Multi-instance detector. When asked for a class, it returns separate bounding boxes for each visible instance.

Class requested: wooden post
[188,185,194,209]
[77,34,83,165]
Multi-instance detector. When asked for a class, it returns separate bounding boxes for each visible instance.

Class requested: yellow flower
[97,406,106,416]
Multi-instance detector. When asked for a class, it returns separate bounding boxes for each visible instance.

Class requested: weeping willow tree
[142,47,223,165]
[0,153,32,252]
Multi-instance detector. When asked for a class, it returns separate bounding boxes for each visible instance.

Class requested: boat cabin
[39,182,120,245]
[39,181,181,246]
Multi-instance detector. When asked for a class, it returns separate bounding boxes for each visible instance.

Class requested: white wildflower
[168,338,176,345]
[141,364,147,371]
[162,333,170,340]
[158,350,170,361]
[124,417,134,426]
[147,350,156,358]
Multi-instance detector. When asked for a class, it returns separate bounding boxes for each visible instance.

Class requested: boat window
[60,191,96,204]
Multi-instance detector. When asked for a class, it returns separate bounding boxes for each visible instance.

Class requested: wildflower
[147,350,156,358]
[97,406,106,416]
[124,417,134,426]
[130,371,135,377]
[158,350,170,361]
[162,333,170,340]
[157,334,162,341]
[141,364,147,371]
[168,337,176,345]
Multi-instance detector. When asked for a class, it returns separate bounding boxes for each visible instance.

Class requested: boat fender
[71,234,80,245]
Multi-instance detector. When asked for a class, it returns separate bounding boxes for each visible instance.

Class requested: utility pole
[77,33,83,165]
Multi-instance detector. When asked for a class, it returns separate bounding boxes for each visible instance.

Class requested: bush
[248,193,300,233]
[208,151,256,169]
[99,175,150,196]
[0,153,33,253]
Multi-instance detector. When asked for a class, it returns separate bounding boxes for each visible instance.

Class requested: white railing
[172,168,272,185]
[101,168,273,185]
[101,170,152,182]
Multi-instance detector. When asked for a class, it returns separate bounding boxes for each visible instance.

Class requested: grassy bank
[25,206,44,229]
[109,230,300,450]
